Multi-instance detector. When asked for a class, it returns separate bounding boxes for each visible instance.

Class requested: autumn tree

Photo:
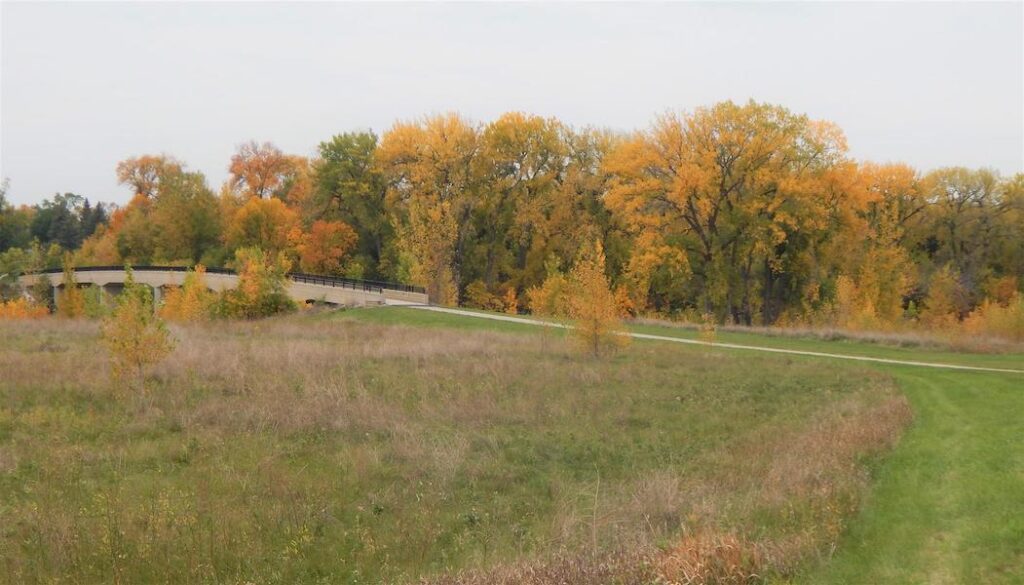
[920,168,1014,304]
[963,293,1024,343]
[605,101,846,323]
[56,256,86,318]
[293,219,358,275]
[149,170,221,263]
[228,141,298,200]
[101,267,175,392]
[116,155,183,199]
[378,114,480,305]
[527,256,572,319]
[94,155,220,264]
[471,113,568,292]
[526,258,573,351]
[213,247,296,319]
[160,265,215,321]
[314,132,395,278]
[224,197,300,255]
[568,240,628,357]
[920,265,963,330]
[8,105,1023,333]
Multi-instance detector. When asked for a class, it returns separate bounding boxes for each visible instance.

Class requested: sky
[1,1,1022,206]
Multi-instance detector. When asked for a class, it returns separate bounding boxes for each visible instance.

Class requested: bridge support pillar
[151,285,162,308]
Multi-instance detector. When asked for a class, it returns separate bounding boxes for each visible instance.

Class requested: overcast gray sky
[2,1,1022,206]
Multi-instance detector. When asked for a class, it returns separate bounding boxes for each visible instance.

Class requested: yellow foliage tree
[463,280,502,311]
[224,196,300,255]
[527,270,571,319]
[604,101,844,321]
[214,247,297,319]
[568,240,629,358]
[101,268,175,392]
[377,113,479,305]
[160,265,215,322]
[962,293,1024,342]
[614,284,637,318]
[920,266,963,331]
[57,257,86,318]
[527,262,573,351]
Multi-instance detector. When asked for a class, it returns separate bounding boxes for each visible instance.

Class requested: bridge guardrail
[29,266,426,295]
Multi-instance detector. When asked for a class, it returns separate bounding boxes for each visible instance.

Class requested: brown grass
[0,315,913,584]
[418,392,913,585]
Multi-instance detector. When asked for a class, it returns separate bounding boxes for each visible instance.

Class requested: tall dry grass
[419,394,912,585]
[1,315,912,584]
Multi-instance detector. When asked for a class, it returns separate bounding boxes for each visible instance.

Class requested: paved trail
[411,305,1024,375]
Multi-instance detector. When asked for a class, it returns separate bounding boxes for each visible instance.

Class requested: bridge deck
[18,267,429,307]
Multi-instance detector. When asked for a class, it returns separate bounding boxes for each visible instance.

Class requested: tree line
[1,101,1022,335]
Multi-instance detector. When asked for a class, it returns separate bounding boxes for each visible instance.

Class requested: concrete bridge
[17,266,429,307]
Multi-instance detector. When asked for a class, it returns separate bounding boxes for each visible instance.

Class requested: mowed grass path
[348,308,1024,583]
[804,368,1024,584]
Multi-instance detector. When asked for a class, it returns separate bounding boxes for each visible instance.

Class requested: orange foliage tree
[293,220,358,275]
[228,141,299,200]
[0,298,49,319]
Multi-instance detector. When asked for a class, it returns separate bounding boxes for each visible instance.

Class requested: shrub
[963,293,1024,342]
[100,267,175,392]
[160,265,215,322]
[0,297,49,319]
[56,256,86,318]
[212,247,297,319]
[83,285,110,319]
[502,288,518,315]
[527,272,571,319]
[464,279,503,311]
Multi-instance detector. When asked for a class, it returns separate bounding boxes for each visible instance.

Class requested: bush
[83,285,110,319]
[100,267,175,392]
[160,265,215,322]
[56,256,86,318]
[0,297,49,319]
[212,247,297,319]
[963,294,1024,343]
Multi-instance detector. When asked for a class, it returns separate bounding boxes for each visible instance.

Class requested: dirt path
[411,305,1024,375]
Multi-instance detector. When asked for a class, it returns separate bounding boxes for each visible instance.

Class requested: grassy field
[0,311,918,584]
[350,307,1024,583]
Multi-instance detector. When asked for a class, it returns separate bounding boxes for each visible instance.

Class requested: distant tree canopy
[1,101,1022,332]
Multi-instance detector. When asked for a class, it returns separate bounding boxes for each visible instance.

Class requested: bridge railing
[29,266,427,295]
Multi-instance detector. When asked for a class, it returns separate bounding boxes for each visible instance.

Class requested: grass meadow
[0,311,917,584]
